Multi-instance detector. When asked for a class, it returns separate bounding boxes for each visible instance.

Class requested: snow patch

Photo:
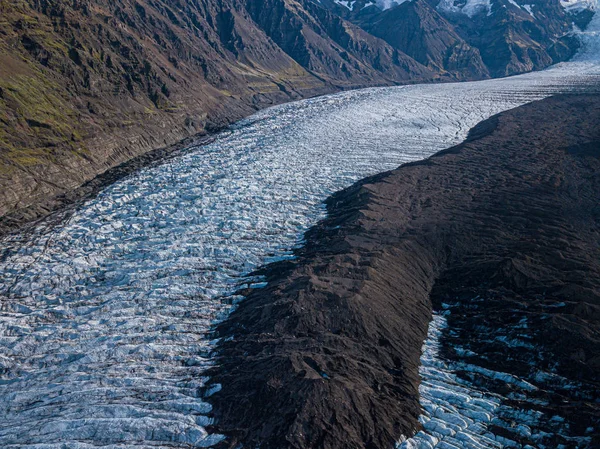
[375,0,411,9]
[437,0,492,18]
[561,0,597,13]
[523,3,535,17]
[334,0,357,10]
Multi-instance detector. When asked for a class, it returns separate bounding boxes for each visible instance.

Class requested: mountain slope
[0,0,311,219]
[438,0,582,76]
[319,0,590,77]
[0,0,431,224]
[243,0,433,86]
[361,0,490,80]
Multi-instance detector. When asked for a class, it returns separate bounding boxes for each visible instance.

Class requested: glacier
[1,13,600,449]
[397,311,595,449]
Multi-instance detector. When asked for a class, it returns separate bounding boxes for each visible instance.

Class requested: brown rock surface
[209,94,600,448]
[320,0,582,79]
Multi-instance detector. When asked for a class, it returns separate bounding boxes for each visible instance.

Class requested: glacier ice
[399,312,595,449]
[1,15,600,448]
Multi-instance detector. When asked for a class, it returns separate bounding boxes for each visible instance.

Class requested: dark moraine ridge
[208,94,600,449]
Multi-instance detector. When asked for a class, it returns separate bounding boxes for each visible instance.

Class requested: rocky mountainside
[0,0,432,226]
[363,0,490,79]
[243,0,432,86]
[321,0,490,79]
[0,0,596,229]
[320,0,594,77]
[437,0,584,76]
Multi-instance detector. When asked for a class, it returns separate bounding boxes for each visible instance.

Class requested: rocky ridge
[320,0,593,77]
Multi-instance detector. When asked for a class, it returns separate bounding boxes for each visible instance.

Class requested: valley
[0,16,599,447]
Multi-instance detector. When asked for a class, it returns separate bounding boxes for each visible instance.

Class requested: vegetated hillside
[0,0,432,226]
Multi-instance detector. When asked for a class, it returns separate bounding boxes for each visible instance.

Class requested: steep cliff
[361,0,490,80]
[321,0,589,77]
[439,0,582,76]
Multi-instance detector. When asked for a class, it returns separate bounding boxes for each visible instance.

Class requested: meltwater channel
[1,17,600,449]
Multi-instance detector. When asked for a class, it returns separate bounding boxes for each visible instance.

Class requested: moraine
[1,16,600,449]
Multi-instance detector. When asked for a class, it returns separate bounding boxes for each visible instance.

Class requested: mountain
[436,0,584,76]
[319,0,591,77]
[361,0,490,79]
[243,0,433,86]
[0,0,432,225]
[0,0,596,228]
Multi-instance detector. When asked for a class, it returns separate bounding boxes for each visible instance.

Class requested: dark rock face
[244,0,434,87]
[356,0,490,80]
[320,0,584,78]
[451,0,579,76]
[209,95,600,448]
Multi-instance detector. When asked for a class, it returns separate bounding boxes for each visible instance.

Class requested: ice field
[1,13,600,449]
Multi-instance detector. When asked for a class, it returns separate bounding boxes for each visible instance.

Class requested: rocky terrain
[0,0,433,230]
[209,94,600,448]
[0,0,596,232]
[321,0,591,77]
